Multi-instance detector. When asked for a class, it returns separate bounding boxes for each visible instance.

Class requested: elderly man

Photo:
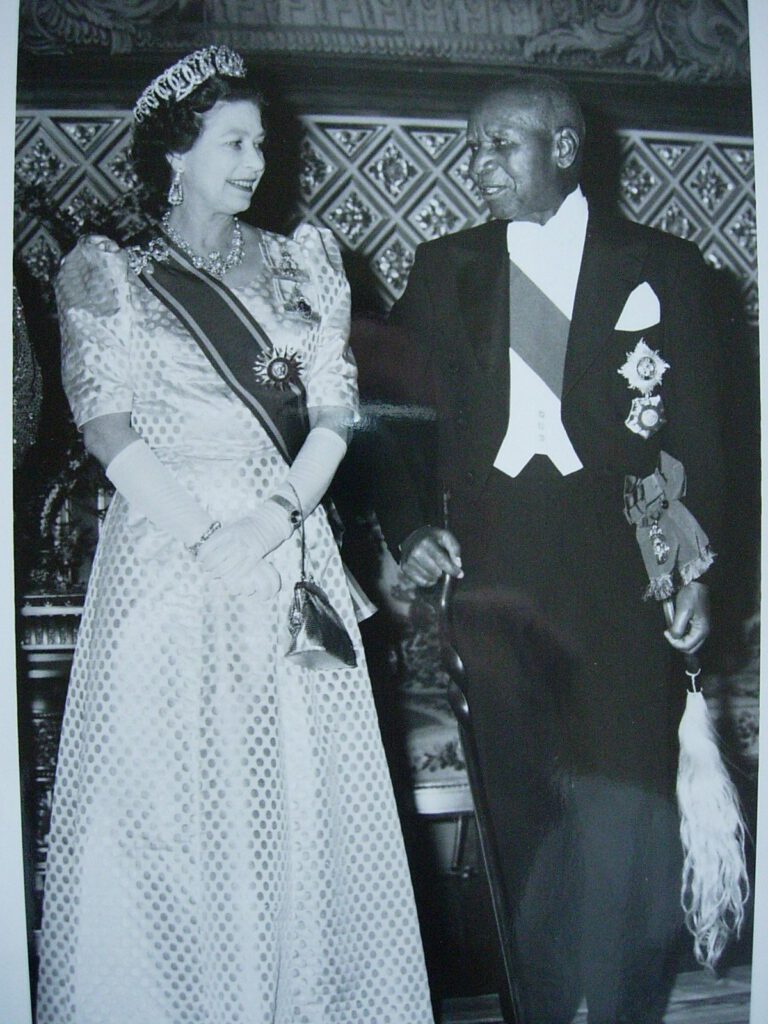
[382,76,723,1023]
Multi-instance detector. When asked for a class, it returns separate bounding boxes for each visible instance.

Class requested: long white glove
[197,427,348,576]
[275,425,349,517]
[107,439,211,545]
[106,439,279,597]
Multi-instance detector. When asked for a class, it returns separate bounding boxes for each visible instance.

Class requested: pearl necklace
[161,213,245,278]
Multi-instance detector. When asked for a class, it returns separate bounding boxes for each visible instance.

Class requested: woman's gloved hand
[197,501,293,578]
[196,422,350,597]
[211,558,282,599]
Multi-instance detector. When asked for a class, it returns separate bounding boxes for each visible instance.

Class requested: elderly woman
[36,47,434,1024]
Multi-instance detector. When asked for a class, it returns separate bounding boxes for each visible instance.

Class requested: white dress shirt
[493,187,588,478]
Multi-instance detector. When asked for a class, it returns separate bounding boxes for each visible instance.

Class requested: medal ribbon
[624,451,714,600]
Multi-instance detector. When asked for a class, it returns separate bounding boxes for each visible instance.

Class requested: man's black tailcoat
[383,210,724,1020]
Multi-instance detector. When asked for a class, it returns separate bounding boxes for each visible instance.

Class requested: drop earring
[168,168,184,206]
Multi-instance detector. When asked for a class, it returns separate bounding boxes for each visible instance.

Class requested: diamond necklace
[161,213,245,278]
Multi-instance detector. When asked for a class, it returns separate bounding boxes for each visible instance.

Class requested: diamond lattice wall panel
[15,124,78,194]
[53,116,128,160]
[623,130,757,292]
[297,116,488,303]
[15,111,757,319]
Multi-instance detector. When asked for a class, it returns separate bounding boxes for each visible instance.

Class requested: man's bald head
[474,75,585,144]
[466,75,585,222]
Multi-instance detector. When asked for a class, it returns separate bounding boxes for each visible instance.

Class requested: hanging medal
[625,394,667,439]
[260,234,320,324]
[281,282,318,322]
[649,519,671,565]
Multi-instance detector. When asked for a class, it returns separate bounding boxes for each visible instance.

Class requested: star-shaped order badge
[618,338,669,439]
[253,348,304,390]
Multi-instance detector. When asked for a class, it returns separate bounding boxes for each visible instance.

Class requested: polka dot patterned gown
[37,224,435,1024]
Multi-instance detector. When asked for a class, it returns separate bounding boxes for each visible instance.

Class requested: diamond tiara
[133,46,247,123]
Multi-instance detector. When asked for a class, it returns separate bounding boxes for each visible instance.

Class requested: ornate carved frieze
[19,0,750,83]
[20,0,180,54]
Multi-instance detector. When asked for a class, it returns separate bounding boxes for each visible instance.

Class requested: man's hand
[400,526,463,588]
[664,580,710,655]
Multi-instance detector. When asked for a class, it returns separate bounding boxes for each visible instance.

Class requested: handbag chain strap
[285,482,307,581]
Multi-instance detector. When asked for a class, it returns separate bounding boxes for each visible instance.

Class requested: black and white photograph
[2,2,766,1022]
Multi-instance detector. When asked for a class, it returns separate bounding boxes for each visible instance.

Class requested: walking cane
[436,493,526,1023]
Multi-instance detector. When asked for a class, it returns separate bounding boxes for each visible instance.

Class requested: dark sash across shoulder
[132,237,309,463]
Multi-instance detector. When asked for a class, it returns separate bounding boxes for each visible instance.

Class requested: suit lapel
[446,220,511,489]
[564,214,649,397]
[456,219,509,372]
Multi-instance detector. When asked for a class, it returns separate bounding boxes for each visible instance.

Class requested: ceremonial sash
[508,261,569,399]
[135,238,376,621]
[138,242,309,463]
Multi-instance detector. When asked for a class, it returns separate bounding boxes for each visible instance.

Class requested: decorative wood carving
[20,0,181,54]
[19,0,750,84]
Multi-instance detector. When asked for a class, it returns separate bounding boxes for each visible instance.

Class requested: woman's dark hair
[130,73,264,217]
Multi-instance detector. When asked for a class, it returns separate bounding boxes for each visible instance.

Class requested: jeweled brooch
[253,349,304,389]
[126,236,171,275]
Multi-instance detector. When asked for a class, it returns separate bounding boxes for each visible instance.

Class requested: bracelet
[188,520,222,558]
[268,492,302,531]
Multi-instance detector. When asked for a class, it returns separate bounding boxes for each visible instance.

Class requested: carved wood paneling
[18,597,82,926]
[19,0,750,85]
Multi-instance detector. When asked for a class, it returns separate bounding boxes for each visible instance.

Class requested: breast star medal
[253,349,304,390]
[618,338,669,438]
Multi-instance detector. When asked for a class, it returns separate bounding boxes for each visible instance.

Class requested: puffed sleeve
[56,235,134,428]
[293,223,359,417]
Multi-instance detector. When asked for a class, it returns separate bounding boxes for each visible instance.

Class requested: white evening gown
[36,224,434,1024]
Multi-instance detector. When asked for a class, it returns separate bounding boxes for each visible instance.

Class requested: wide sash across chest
[508,262,569,399]
[137,245,310,464]
[494,264,583,478]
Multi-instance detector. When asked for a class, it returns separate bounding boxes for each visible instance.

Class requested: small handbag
[285,486,357,670]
